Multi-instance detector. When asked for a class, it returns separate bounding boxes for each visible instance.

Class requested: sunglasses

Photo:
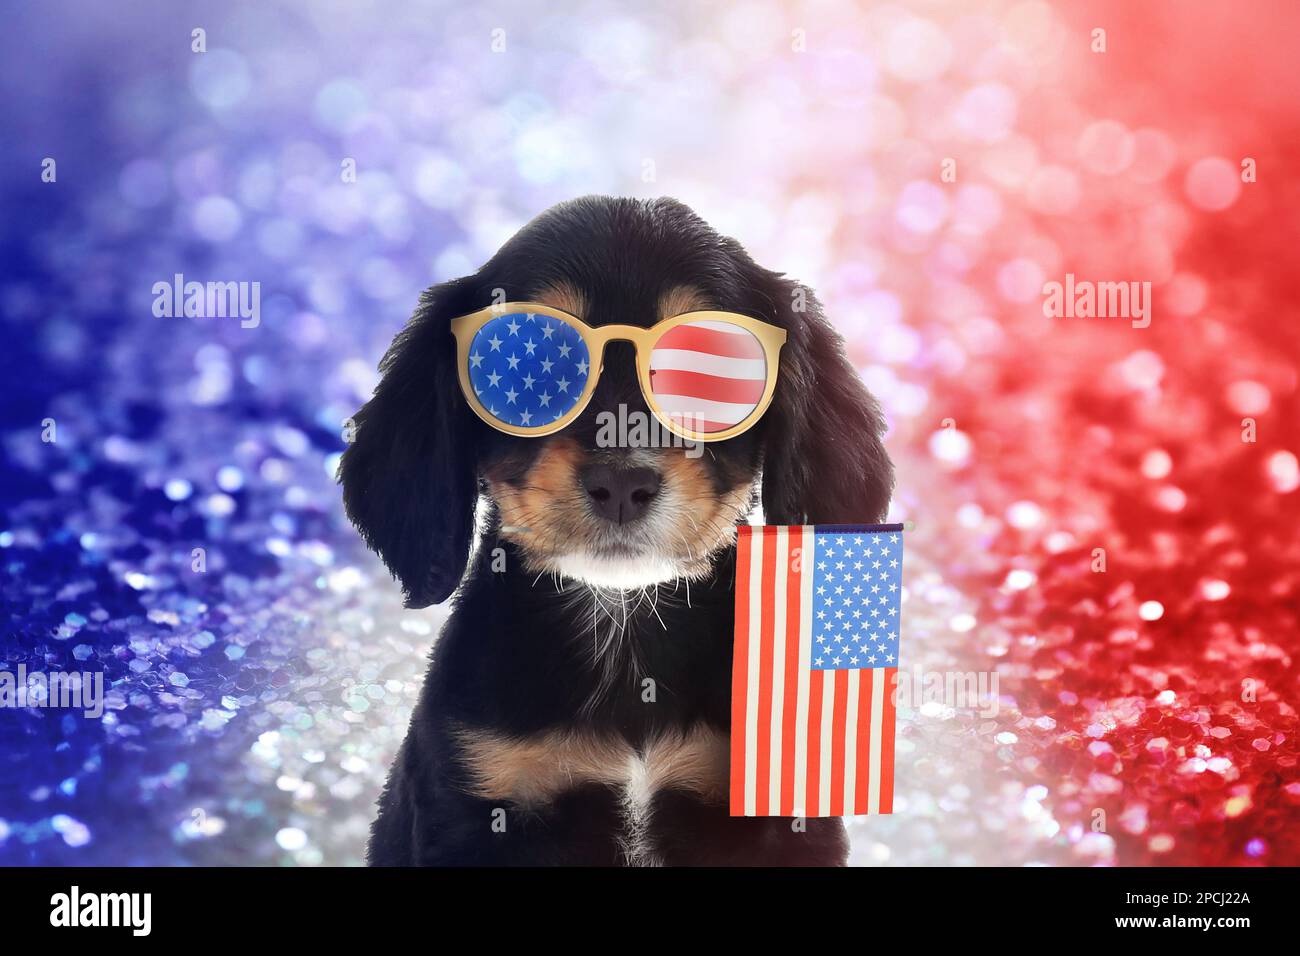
[450,303,787,442]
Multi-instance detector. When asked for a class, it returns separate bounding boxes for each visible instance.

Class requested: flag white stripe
[818,664,835,811]
[654,393,758,424]
[768,528,788,812]
[648,349,766,379]
[792,528,814,817]
[867,667,885,813]
[685,319,755,335]
[843,669,860,814]
[742,529,763,816]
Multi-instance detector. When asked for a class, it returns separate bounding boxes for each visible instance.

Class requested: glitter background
[1,0,1296,866]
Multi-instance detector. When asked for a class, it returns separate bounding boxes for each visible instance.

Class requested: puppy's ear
[760,279,894,524]
[339,281,479,608]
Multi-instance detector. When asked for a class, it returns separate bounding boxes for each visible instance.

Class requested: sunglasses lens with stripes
[466,312,591,429]
[648,319,767,434]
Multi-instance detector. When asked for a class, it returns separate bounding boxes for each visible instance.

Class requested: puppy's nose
[581,464,661,524]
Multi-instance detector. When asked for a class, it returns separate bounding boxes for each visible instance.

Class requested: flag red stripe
[655,324,764,360]
[753,529,778,816]
[854,667,874,814]
[805,668,824,817]
[829,669,849,816]
[668,415,744,433]
[729,527,752,816]
[879,667,898,813]
[779,526,802,816]
[649,368,765,404]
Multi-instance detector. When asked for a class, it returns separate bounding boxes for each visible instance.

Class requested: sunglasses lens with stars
[466,311,591,430]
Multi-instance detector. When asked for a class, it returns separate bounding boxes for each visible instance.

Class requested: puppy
[340,196,893,865]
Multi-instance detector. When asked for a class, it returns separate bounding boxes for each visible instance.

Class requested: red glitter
[909,3,1300,865]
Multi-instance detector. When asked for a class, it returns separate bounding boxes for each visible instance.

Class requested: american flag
[730,524,903,817]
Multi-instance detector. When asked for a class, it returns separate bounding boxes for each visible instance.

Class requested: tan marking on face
[534,281,587,319]
[658,452,753,571]
[658,285,712,320]
[454,723,728,806]
[485,436,590,556]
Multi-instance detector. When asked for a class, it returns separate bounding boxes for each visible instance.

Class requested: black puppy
[340,196,893,865]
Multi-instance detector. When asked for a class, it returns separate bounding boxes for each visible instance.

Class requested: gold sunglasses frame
[449,302,787,442]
